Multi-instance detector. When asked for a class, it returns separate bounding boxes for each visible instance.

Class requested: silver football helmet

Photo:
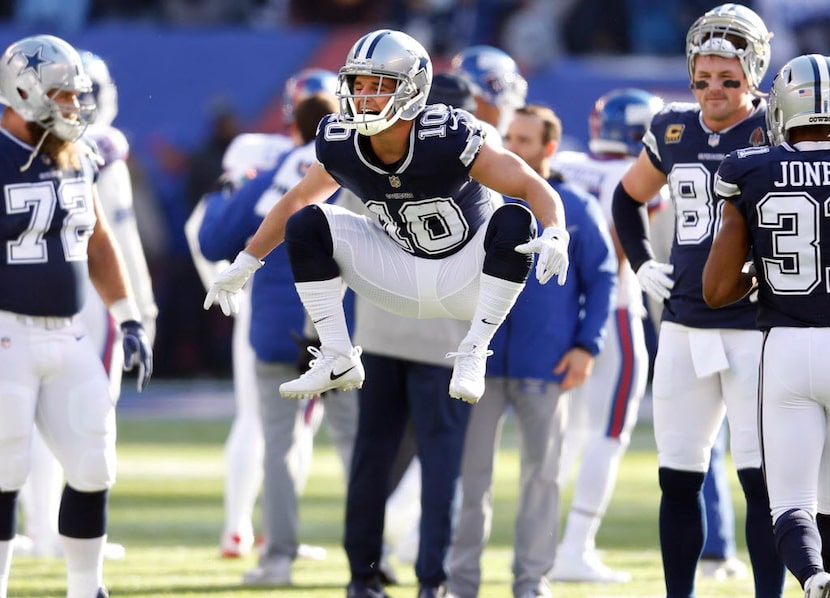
[80,50,119,127]
[0,34,93,141]
[767,54,830,145]
[686,3,772,93]
[337,29,432,136]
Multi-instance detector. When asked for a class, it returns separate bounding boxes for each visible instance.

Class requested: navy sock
[817,513,830,571]
[774,508,824,589]
[737,467,785,597]
[659,467,705,598]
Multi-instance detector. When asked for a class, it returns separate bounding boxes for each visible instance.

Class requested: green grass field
[8,409,806,597]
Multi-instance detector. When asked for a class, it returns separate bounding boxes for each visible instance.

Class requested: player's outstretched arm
[204,162,340,315]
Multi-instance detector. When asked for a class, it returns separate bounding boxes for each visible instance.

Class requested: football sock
[817,513,830,571]
[561,437,625,553]
[0,539,10,598]
[62,535,105,598]
[294,277,353,356]
[773,508,823,589]
[658,467,705,597]
[460,273,524,350]
[737,467,786,597]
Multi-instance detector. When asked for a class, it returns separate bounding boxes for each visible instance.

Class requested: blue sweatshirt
[487,177,617,381]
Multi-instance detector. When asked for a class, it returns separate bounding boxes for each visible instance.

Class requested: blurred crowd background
[0,0,826,378]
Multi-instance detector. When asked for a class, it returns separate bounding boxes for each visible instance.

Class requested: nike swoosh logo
[313,316,330,324]
[330,366,356,381]
[74,334,85,341]
[481,318,498,326]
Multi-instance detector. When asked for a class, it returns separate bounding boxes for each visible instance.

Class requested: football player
[611,4,786,597]
[703,52,830,598]
[450,44,528,140]
[204,28,569,596]
[0,34,152,598]
[549,87,662,583]
[17,49,157,562]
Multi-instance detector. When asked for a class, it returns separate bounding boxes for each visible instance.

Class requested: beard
[25,120,81,171]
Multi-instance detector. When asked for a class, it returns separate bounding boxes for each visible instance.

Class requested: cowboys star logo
[17,45,52,79]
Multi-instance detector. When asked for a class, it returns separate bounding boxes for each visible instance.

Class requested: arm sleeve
[611,182,655,272]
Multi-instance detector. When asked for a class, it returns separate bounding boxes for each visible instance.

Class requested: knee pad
[58,486,108,538]
[285,205,338,282]
[0,491,18,540]
[64,447,114,492]
[483,203,536,282]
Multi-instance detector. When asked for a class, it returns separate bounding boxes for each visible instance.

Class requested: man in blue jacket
[198,92,358,587]
[446,104,617,598]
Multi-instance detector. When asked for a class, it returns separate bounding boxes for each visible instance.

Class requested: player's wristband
[109,297,142,325]
[612,183,654,273]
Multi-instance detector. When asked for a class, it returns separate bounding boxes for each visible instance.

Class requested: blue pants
[703,423,736,559]
[344,352,471,587]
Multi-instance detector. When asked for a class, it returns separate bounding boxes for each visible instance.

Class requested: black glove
[121,320,153,392]
[290,330,321,375]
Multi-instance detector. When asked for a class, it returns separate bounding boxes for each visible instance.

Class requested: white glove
[514,226,570,285]
[203,251,263,316]
[636,259,674,301]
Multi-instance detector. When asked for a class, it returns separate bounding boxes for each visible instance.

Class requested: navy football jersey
[716,143,830,328]
[316,104,492,259]
[644,100,768,329]
[0,129,99,317]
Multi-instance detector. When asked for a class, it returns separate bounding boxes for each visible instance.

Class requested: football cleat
[346,579,389,598]
[548,550,631,583]
[446,345,493,404]
[279,345,364,399]
[699,556,749,580]
[220,531,254,558]
[805,572,830,598]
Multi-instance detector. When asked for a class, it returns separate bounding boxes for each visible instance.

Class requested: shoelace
[445,347,494,373]
[302,346,331,376]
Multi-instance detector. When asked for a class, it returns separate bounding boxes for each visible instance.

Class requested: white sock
[0,539,11,598]
[460,273,525,350]
[294,278,352,355]
[62,535,104,598]
[559,509,601,555]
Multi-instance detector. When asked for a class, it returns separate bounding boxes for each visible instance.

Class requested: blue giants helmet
[588,88,663,157]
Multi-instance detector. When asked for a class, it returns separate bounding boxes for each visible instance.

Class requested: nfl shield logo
[708,133,720,147]
[389,175,401,188]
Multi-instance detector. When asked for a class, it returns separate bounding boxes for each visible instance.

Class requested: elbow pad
[612,184,654,272]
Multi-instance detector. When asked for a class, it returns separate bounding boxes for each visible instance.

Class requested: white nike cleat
[446,345,493,404]
[699,556,749,580]
[279,345,364,399]
[805,571,830,598]
[548,550,631,583]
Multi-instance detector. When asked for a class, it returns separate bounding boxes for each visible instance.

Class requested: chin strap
[19,128,48,172]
